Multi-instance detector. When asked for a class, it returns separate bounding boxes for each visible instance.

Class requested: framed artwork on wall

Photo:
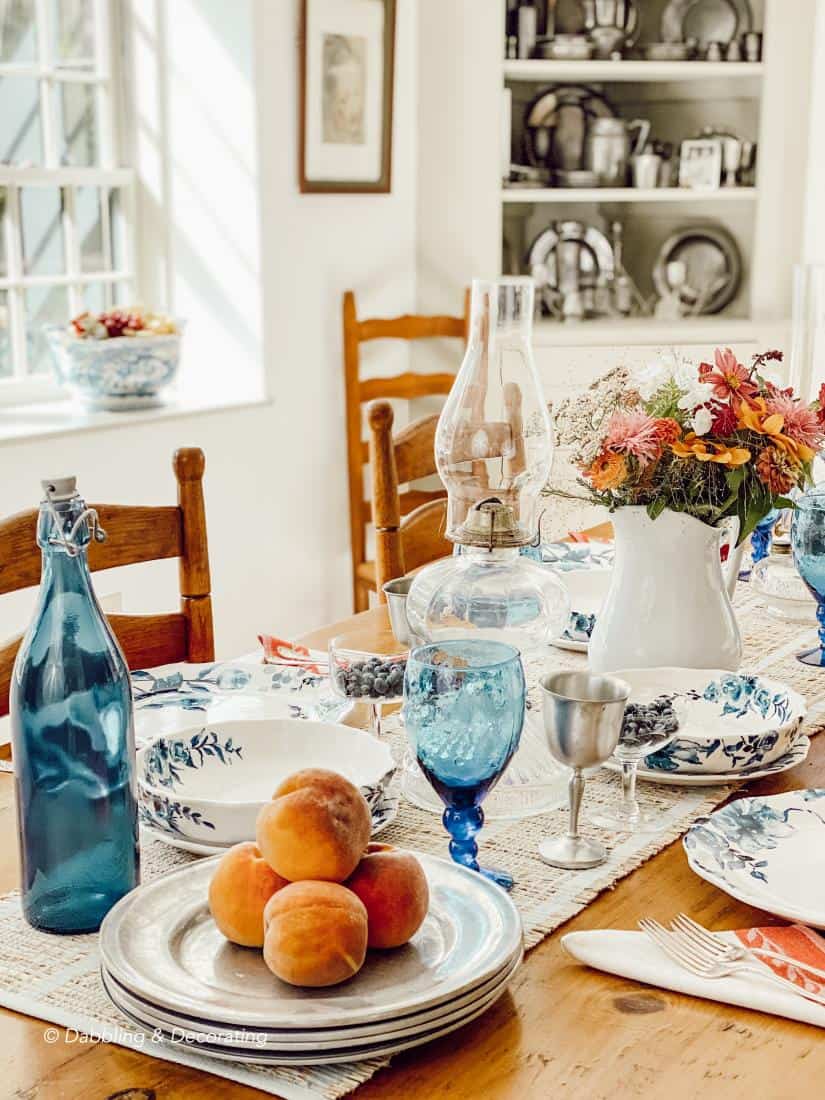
[299,0,396,194]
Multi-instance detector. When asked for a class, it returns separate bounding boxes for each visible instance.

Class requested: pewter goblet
[538,671,630,870]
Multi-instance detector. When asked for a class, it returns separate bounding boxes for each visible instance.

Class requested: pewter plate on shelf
[661,0,753,48]
[652,225,742,315]
[527,223,615,313]
[525,85,615,172]
[99,852,523,1031]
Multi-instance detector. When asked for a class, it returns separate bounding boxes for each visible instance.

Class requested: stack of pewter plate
[99,853,523,1065]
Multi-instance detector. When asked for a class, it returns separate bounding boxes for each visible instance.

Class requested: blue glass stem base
[443,806,514,891]
[796,601,825,666]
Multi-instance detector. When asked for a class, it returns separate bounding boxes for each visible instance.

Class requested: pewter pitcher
[584,117,650,187]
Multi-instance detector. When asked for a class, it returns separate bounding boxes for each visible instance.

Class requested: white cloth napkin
[562,929,825,1028]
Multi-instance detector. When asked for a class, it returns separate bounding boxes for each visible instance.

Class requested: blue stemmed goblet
[791,489,825,665]
[403,640,525,890]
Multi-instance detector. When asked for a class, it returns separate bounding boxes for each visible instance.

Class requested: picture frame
[678,138,723,191]
[299,0,396,194]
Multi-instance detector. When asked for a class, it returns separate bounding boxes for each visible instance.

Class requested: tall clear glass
[11,487,139,933]
[791,488,825,666]
[435,277,553,542]
[789,264,825,400]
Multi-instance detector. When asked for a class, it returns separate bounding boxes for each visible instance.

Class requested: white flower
[677,379,716,413]
[633,352,679,400]
[691,406,713,436]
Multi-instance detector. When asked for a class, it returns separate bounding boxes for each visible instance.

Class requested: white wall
[0,0,418,657]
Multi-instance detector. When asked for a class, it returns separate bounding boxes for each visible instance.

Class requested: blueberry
[373,677,388,695]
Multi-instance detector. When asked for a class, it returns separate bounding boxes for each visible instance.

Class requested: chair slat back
[343,289,469,611]
[0,447,214,719]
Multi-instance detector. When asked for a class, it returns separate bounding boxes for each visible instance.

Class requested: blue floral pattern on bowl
[140,728,243,791]
[138,791,217,837]
[45,324,182,407]
[617,669,806,776]
[564,610,596,644]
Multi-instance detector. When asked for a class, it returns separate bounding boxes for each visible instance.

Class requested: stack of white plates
[100,853,523,1065]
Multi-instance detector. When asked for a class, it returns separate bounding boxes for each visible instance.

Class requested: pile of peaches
[208,768,429,988]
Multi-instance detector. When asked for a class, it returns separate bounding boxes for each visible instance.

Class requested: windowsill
[0,388,272,446]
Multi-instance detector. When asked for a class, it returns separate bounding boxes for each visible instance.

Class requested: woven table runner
[0,590,823,1100]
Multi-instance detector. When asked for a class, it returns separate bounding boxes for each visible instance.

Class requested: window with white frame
[0,0,133,402]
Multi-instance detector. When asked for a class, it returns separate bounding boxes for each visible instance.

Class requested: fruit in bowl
[45,306,183,411]
[209,768,429,988]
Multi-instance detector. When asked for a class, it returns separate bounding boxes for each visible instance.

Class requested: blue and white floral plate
[606,735,810,787]
[138,718,395,847]
[684,789,825,927]
[614,668,807,776]
[551,569,611,653]
[131,655,351,747]
[535,540,614,571]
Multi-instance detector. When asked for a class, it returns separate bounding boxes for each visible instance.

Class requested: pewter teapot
[584,116,650,187]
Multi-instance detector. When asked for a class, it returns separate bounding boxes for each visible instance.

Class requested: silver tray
[652,224,742,315]
[99,851,523,1031]
[661,0,753,48]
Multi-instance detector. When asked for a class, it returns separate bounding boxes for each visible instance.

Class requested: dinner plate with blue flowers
[683,789,825,926]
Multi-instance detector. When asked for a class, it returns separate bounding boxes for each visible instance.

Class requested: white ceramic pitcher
[588,507,744,673]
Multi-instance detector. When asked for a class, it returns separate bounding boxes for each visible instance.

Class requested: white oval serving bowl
[614,668,807,776]
[138,718,395,845]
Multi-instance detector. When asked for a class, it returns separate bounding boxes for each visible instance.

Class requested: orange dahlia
[585,452,628,491]
[737,398,816,464]
[653,417,682,445]
[755,446,799,495]
[670,433,751,467]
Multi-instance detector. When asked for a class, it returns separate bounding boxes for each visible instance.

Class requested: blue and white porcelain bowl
[45,323,184,410]
[137,718,395,845]
[615,668,807,776]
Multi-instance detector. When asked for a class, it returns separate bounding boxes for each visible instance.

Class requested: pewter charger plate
[99,852,522,1031]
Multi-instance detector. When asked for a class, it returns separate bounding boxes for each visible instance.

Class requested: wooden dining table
[1,604,824,1100]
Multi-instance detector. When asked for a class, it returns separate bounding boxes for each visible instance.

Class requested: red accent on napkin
[736,926,825,995]
[258,635,325,675]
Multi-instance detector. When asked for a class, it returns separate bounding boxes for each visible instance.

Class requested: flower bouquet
[550,349,824,543]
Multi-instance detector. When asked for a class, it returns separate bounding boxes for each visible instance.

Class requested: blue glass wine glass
[403,640,525,890]
[741,508,780,581]
[791,489,825,665]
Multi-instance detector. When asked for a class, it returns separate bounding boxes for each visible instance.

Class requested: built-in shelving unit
[502,187,758,205]
[503,59,764,83]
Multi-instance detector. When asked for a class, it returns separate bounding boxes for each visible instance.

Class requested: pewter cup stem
[568,768,585,839]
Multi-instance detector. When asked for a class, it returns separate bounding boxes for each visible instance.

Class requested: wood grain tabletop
[1,604,823,1100]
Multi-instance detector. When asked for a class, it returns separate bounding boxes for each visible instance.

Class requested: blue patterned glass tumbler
[403,641,526,890]
[791,490,825,666]
[741,509,780,581]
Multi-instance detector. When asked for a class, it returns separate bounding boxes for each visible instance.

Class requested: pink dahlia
[766,392,825,450]
[603,410,661,468]
[700,348,759,406]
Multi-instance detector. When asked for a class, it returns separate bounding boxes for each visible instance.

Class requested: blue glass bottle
[11,478,140,933]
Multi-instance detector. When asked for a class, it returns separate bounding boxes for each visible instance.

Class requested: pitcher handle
[718,516,744,599]
[628,118,651,157]
[624,0,641,46]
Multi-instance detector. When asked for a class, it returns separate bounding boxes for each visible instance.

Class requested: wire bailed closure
[42,480,108,557]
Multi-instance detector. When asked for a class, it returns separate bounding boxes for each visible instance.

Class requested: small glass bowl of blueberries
[329,629,407,738]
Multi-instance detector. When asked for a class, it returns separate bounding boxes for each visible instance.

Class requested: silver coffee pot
[584,116,650,187]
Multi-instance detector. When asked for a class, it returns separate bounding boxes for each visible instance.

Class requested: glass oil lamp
[406,278,570,656]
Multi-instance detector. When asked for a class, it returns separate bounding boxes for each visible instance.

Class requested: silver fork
[672,913,825,984]
[638,918,825,1007]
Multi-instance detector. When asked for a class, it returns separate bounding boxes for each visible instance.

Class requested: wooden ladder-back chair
[367,401,452,595]
[0,447,214,719]
[343,289,471,612]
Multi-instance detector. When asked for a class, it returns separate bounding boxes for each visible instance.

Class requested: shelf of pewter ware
[501,187,759,204]
[531,316,762,348]
[502,60,765,83]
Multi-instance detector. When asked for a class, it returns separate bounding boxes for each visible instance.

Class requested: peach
[263,881,368,987]
[346,846,429,949]
[208,841,288,948]
[256,768,371,883]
